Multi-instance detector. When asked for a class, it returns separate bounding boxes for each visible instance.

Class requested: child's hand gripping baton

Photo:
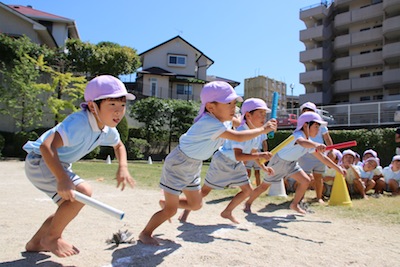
[267,92,279,139]
[73,190,125,220]
[316,140,357,152]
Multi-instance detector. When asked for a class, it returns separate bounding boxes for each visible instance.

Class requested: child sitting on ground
[375,155,400,196]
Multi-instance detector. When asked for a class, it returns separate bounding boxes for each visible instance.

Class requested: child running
[22,75,136,257]
[138,82,277,245]
[178,98,275,224]
[244,111,346,214]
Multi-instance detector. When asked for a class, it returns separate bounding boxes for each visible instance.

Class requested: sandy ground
[1,160,399,267]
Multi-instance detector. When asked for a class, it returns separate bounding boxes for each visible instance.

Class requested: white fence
[281,100,400,128]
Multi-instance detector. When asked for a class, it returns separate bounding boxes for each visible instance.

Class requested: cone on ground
[106,155,112,164]
[329,172,352,206]
[268,179,287,198]
[148,156,153,164]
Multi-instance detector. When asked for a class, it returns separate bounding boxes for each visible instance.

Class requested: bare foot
[243,203,252,213]
[25,239,48,252]
[363,195,369,200]
[138,232,160,246]
[289,203,306,215]
[221,210,239,224]
[159,200,171,223]
[317,198,325,205]
[41,237,79,258]
[178,210,190,222]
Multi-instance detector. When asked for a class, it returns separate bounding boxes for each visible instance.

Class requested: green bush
[127,137,150,160]
[82,146,100,159]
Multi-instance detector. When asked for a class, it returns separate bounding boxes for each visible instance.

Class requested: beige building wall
[299,0,400,105]
[244,75,287,112]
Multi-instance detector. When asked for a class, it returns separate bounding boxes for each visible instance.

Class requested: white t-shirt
[179,113,231,161]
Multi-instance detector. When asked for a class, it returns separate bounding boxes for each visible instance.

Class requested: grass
[72,160,400,225]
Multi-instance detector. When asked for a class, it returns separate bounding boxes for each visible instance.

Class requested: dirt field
[0,160,399,267]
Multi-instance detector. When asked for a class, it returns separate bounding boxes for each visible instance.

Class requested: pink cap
[363,149,378,158]
[80,75,135,109]
[331,149,343,162]
[300,101,317,112]
[194,81,243,122]
[295,111,327,131]
[241,98,270,114]
[342,149,356,158]
[364,157,380,167]
[392,155,400,161]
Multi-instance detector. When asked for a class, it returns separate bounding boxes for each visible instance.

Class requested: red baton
[325,141,357,151]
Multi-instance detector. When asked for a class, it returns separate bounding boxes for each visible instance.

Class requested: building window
[168,54,186,67]
[360,96,371,101]
[177,84,192,95]
[150,78,157,97]
[373,95,383,100]
[360,73,371,78]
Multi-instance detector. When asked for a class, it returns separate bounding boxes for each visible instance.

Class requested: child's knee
[163,207,178,218]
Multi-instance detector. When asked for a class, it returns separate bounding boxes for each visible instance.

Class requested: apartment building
[299,0,400,105]
[244,75,289,112]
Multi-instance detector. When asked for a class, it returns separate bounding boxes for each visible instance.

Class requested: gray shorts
[245,160,261,170]
[24,152,84,203]
[298,153,325,174]
[159,146,202,195]
[205,151,250,189]
[264,154,302,185]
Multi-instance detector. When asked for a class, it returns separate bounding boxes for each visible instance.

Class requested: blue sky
[5,0,320,96]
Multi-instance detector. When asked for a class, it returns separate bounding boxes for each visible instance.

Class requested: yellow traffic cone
[329,172,352,207]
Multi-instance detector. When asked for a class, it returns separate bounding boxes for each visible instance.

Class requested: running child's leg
[290,171,310,214]
[179,185,212,222]
[244,182,270,213]
[139,191,180,245]
[254,170,261,186]
[313,172,325,204]
[221,184,252,223]
[39,182,92,257]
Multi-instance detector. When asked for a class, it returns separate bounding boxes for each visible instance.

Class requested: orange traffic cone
[329,172,352,207]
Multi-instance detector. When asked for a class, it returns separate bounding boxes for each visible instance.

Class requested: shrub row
[0,128,397,166]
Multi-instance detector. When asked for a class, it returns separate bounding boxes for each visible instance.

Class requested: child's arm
[220,119,277,142]
[40,132,75,201]
[313,152,346,176]
[296,137,326,153]
[234,148,272,162]
[113,141,135,191]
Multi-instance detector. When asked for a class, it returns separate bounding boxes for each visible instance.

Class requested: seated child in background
[362,149,383,181]
[340,149,366,199]
[322,149,342,198]
[359,157,380,197]
[375,155,400,196]
[355,152,362,166]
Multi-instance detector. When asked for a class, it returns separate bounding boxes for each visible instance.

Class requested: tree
[129,97,172,143]
[167,99,199,152]
[65,39,141,78]
[0,55,45,132]
[28,55,87,124]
